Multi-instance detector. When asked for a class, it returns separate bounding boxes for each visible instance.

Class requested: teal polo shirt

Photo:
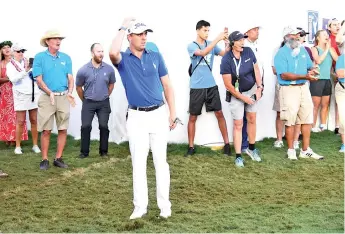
[274,45,313,85]
[32,50,73,92]
[336,54,345,83]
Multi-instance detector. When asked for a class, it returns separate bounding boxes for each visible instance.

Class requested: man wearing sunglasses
[274,26,324,161]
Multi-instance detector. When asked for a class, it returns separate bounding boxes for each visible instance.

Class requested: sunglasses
[15,50,25,53]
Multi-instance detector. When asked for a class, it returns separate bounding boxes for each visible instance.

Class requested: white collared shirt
[244,39,264,78]
[6,60,39,94]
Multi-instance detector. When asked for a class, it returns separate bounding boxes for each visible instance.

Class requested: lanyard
[233,57,241,79]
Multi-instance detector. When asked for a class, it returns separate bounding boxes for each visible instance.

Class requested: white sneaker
[129,208,147,220]
[32,145,41,154]
[287,149,297,160]
[159,208,171,219]
[311,127,321,133]
[299,147,324,160]
[293,141,300,150]
[274,140,284,148]
[14,147,22,155]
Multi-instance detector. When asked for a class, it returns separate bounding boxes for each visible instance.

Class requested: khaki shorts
[335,82,345,135]
[38,93,70,132]
[229,85,258,120]
[272,83,280,112]
[279,84,313,126]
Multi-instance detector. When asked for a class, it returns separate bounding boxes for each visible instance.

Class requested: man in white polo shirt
[242,25,264,157]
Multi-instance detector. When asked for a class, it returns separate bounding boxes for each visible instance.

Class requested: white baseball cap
[11,43,27,52]
[282,26,302,37]
[128,21,153,34]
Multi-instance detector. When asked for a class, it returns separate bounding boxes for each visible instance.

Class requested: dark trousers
[80,98,111,156]
[241,112,249,150]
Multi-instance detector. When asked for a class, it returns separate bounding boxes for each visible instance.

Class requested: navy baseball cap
[229,31,248,42]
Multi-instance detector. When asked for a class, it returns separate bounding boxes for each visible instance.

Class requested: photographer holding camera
[220,31,263,168]
[6,43,40,155]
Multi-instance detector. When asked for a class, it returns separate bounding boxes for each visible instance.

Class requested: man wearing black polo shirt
[220,31,263,168]
[110,17,177,220]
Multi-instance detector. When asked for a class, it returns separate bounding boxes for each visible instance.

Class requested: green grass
[0,131,343,233]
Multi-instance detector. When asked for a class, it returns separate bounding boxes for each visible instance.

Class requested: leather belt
[280,83,305,86]
[128,102,164,112]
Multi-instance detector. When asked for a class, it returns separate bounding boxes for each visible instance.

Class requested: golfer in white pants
[109,17,177,219]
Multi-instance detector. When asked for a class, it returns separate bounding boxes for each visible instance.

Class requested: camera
[225,90,232,102]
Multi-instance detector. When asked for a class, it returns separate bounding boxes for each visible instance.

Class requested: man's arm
[194,31,227,57]
[109,17,135,65]
[161,75,177,129]
[76,86,84,101]
[253,63,262,86]
[36,75,52,95]
[67,74,74,94]
[336,69,345,78]
[108,83,115,95]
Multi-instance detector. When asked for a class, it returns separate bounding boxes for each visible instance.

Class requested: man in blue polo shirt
[33,30,75,170]
[186,20,230,157]
[76,43,116,158]
[109,17,177,220]
[274,27,323,160]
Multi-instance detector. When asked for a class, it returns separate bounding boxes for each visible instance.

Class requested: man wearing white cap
[272,27,304,149]
[274,26,324,160]
[241,25,263,156]
[110,17,177,219]
[33,30,75,170]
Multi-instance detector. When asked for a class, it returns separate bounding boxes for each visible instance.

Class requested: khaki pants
[279,84,313,126]
[37,94,70,132]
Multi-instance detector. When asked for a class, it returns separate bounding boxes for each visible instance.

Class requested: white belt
[53,90,68,96]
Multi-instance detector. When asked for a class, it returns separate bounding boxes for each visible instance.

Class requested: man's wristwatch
[257,84,264,90]
[118,26,127,31]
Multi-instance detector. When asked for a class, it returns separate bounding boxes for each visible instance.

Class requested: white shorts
[13,90,39,111]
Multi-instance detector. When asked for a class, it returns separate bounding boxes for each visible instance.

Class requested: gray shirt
[76,61,116,101]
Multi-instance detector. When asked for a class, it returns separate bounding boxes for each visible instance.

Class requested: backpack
[188,41,212,76]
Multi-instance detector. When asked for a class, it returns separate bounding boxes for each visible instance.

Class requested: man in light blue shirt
[33,30,75,170]
[274,27,323,160]
[186,20,230,157]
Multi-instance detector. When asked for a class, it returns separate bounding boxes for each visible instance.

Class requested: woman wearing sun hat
[0,40,28,146]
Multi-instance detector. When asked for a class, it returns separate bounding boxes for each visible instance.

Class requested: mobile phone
[250,94,257,101]
[29,58,34,68]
